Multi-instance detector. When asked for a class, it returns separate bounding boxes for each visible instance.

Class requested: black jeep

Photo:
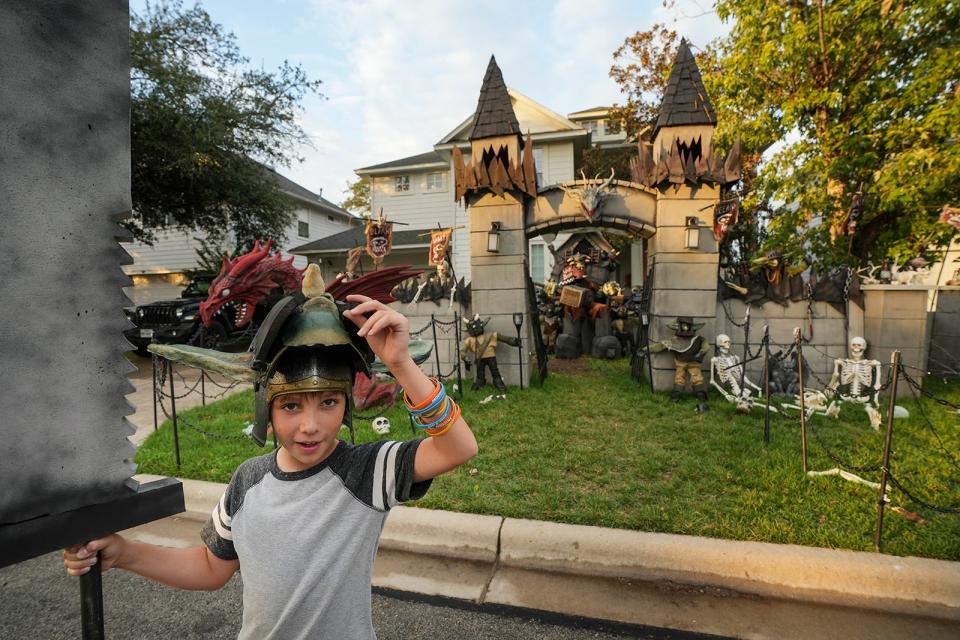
[123,278,278,355]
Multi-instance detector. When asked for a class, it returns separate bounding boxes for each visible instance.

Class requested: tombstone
[0,1,184,632]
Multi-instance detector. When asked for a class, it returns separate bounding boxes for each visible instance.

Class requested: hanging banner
[713,195,740,242]
[365,211,393,267]
[939,205,960,231]
[345,246,363,276]
[428,228,453,266]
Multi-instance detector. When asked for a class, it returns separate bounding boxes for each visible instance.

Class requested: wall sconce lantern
[684,216,700,250]
[487,221,502,253]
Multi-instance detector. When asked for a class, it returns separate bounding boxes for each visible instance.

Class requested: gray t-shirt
[201,439,430,639]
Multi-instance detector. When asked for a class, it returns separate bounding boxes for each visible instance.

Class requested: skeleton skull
[849,336,867,360]
[372,416,391,435]
[716,334,731,354]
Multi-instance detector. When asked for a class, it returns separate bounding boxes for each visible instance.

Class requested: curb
[135,475,960,639]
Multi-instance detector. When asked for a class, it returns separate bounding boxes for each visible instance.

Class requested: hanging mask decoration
[429,228,453,267]
[713,194,740,243]
[939,205,960,231]
[365,210,393,270]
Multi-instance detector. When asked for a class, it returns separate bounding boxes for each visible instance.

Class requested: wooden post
[875,350,901,553]
[795,328,808,473]
[763,326,771,445]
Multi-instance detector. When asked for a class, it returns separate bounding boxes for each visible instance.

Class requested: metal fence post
[168,360,181,468]
[201,370,206,406]
[151,355,158,432]
[430,314,442,379]
[875,350,901,553]
[454,311,463,399]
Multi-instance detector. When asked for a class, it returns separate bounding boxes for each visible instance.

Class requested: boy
[64,282,478,639]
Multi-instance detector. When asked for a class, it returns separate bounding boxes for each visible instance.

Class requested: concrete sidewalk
[126,356,960,639]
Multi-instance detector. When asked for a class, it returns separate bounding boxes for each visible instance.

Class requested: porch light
[487,221,502,253]
[684,216,700,250]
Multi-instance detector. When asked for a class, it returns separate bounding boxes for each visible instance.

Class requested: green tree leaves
[127,1,323,247]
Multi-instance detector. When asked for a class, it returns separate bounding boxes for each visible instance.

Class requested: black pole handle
[80,554,105,640]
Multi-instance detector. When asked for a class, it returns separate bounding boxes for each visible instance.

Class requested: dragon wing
[326,265,423,303]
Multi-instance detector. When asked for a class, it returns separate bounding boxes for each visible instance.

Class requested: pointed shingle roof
[469,55,521,140]
[653,39,717,137]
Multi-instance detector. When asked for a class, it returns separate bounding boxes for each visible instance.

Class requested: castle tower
[454,56,537,388]
[647,39,724,390]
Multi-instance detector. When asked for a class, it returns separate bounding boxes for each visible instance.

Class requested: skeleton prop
[371,416,391,435]
[826,336,884,429]
[709,334,774,413]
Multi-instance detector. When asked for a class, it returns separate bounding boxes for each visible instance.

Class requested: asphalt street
[0,552,723,640]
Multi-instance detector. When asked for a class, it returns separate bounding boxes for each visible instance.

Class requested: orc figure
[650,317,711,412]
[460,314,519,393]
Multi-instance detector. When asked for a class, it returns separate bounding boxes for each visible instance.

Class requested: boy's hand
[63,534,125,576]
[343,295,410,368]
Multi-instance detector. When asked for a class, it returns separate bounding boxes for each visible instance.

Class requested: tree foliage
[340,177,371,216]
[128,1,323,246]
[611,0,959,267]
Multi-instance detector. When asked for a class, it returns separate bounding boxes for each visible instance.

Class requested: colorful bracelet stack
[403,378,461,437]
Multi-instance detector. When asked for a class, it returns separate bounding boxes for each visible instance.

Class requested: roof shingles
[469,56,520,140]
[653,39,717,137]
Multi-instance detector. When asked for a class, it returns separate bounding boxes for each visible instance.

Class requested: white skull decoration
[372,416,391,435]
[849,336,867,360]
[716,334,731,354]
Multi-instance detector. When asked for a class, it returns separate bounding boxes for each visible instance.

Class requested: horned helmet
[463,313,490,337]
[150,264,373,446]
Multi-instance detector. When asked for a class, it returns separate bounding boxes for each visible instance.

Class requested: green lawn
[135,358,960,560]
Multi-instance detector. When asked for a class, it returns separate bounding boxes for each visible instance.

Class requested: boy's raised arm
[343,295,479,481]
[64,534,238,591]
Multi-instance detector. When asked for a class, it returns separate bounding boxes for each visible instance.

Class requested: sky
[132,0,728,208]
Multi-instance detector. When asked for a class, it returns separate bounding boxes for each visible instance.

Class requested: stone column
[862,285,933,398]
[647,184,721,391]
[468,192,531,388]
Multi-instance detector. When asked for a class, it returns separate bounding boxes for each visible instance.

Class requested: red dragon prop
[201,241,421,410]
[200,239,304,328]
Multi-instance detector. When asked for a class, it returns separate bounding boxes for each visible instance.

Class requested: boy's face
[272,391,348,472]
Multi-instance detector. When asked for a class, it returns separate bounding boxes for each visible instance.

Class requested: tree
[341,177,371,216]
[127,1,323,246]
[712,0,959,267]
[611,1,960,268]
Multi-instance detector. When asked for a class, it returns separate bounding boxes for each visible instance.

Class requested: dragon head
[558,169,616,222]
[200,239,304,328]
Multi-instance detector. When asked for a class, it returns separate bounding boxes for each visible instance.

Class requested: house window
[582,120,598,134]
[298,221,309,238]
[529,243,545,283]
[394,175,410,192]
[425,172,443,191]
[532,148,544,185]
[327,215,335,222]
[606,118,621,134]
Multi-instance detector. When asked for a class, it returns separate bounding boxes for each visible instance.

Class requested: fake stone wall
[929,288,960,377]
[0,1,137,522]
[389,300,467,385]
[715,298,849,389]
